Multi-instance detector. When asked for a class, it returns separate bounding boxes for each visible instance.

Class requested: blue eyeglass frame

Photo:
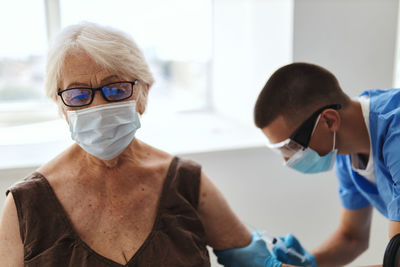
[57,80,138,107]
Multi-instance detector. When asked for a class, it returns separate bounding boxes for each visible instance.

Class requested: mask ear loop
[310,114,321,137]
[332,131,336,150]
[312,114,337,151]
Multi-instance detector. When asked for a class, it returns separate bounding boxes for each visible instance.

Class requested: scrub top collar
[350,96,375,184]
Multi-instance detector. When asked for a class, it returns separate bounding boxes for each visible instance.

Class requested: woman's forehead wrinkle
[62,55,113,88]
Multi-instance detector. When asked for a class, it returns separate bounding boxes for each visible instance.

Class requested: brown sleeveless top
[6,157,210,267]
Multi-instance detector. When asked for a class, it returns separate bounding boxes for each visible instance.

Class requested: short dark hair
[254,62,351,129]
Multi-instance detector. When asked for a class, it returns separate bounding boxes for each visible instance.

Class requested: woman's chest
[54,180,163,265]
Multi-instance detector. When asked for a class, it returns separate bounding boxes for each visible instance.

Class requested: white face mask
[66,100,141,160]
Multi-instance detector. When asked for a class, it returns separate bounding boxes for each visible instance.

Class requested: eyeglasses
[266,104,341,158]
[57,80,138,107]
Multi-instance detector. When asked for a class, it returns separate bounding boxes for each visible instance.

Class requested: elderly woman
[0,23,285,267]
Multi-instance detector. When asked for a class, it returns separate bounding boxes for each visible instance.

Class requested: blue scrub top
[335,89,400,221]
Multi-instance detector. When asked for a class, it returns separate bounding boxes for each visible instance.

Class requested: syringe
[257,230,307,264]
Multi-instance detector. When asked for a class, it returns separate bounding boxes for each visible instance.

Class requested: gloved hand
[214,231,282,267]
[272,233,316,267]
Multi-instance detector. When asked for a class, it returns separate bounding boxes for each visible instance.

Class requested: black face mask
[290,104,341,148]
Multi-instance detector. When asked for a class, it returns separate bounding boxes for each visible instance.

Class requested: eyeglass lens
[62,89,92,107]
[102,82,132,101]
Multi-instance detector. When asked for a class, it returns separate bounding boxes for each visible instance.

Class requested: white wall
[0,148,387,266]
[293,0,399,95]
[212,0,293,125]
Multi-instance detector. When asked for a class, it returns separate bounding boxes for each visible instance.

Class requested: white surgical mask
[66,100,140,160]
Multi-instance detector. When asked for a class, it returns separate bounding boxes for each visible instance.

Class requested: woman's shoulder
[141,141,201,169]
[36,144,78,182]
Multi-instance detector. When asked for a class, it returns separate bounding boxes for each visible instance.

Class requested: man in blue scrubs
[254,62,400,266]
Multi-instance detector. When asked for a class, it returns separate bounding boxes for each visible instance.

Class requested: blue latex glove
[214,231,282,267]
[272,233,316,267]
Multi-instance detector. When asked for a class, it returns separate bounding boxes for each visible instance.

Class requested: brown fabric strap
[7,173,73,261]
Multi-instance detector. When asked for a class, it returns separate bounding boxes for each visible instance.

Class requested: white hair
[45,22,154,114]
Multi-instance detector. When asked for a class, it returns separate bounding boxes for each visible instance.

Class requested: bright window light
[60,0,213,114]
[0,0,212,128]
[0,0,54,127]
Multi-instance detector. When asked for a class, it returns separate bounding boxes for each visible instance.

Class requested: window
[0,0,57,127]
[0,0,293,168]
[60,0,213,114]
[0,0,212,128]
[0,0,212,126]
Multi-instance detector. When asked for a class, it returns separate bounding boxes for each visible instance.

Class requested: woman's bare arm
[197,172,295,267]
[0,194,24,267]
[197,171,251,250]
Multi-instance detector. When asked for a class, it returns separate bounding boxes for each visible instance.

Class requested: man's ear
[322,109,341,132]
